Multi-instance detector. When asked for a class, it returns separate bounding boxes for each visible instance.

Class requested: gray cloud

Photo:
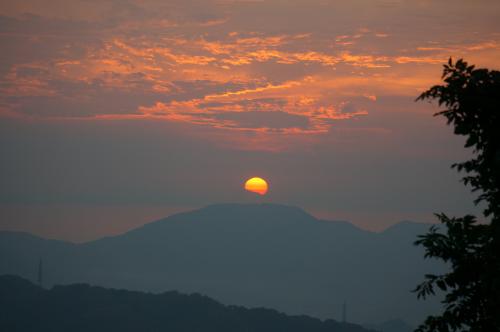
[213,110,310,129]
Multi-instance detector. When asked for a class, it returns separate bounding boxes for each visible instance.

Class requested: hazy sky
[1,0,499,242]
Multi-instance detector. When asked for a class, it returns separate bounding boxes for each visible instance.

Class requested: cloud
[0,1,499,139]
[100,77,369,134]
[213,110,309,130]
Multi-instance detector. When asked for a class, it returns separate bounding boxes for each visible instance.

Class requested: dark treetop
[0,274,375,332]
[415,59,500,332]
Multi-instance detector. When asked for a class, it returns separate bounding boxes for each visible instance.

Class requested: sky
[1,0,499,242]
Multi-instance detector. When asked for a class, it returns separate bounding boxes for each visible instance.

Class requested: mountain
[0,274,376,332]
[0,203,444,326]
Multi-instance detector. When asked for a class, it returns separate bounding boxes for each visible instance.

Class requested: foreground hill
[0,203,443,325]
[0,275,375,332]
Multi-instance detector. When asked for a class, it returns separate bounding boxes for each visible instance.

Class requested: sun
[244,177,269,195]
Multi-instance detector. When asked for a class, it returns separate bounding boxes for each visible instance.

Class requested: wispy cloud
[1,0,499,145]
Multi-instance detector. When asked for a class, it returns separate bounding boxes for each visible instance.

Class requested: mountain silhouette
[0,274,376,332]
[0,203,444,326]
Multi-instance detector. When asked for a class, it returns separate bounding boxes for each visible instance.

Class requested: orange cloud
[1,4,499,149]
[88,75,370,135]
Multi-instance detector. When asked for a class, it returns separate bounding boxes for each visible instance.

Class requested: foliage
[414,59,500,332]
[0,275,373,332]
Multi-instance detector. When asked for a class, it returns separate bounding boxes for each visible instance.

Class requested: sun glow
[244,177,269,195]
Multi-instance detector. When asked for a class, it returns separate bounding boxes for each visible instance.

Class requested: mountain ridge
[0,203,442,326]
[0,203,433,244]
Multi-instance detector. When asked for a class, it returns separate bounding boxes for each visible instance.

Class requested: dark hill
[0,275,375,332]
[0,203,444,325]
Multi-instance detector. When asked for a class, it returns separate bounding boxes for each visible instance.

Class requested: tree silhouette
[414,59,500,332]
[0,275,373,332]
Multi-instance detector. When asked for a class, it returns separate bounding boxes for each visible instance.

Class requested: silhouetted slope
[0,203,444,325]
[0,275,375,332]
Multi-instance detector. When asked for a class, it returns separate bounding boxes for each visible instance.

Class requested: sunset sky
[1,0,500,242]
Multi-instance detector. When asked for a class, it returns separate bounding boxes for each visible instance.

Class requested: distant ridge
[0,203,443,325]
[0,274,375,332]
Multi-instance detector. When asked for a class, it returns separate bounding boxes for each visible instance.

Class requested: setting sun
[244,177,269,195]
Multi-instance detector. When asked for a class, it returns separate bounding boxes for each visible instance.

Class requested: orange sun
[244,177,269,195]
